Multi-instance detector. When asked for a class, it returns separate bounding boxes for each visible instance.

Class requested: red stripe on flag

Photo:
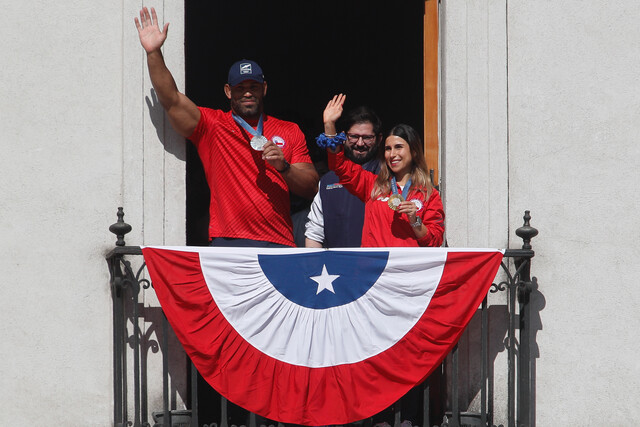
[142,248,503,425]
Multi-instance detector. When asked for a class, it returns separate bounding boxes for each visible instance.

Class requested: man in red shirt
[135,7,318,247]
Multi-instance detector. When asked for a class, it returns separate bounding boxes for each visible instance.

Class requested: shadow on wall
[447,305,509,415]
[125,298,188,416]
[446,278,545,424]
[145,88,187,162]
[529,276,544,424]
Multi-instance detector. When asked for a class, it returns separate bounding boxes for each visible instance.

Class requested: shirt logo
[410,199,424,211]
[240,63,253,75]
[273,136,285,147]
[325,183,344,190]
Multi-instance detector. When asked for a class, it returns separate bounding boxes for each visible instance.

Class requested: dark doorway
[185,0,425,247]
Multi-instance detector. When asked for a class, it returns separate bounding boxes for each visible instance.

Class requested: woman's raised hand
[323,94,346,126]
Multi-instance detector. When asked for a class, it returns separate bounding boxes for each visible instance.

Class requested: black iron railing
[106,208,538,427]
[443,211,538,427]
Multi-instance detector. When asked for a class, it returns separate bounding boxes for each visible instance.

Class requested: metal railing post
[481,297,488,426]
[516,211,538,427]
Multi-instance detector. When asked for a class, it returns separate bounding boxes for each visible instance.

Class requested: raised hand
[323,94,346,126]
[134,7,169,53]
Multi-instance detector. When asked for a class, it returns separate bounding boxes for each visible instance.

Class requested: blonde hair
[371,124,434,200]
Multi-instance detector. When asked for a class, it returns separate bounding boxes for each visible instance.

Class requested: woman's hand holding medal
[397,200,418,224]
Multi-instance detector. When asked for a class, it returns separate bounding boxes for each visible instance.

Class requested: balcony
[106,209,538,427]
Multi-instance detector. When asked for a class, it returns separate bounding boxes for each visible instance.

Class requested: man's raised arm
[135,7,200,138]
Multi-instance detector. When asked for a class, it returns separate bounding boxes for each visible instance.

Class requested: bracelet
[315,132,346,150]
[324,133,337,137]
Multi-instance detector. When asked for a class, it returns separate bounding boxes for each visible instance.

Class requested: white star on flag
[309,265,340,295]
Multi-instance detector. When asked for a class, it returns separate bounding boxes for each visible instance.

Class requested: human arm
[305,238,323,248]
[304,189,325,247]
[135,7,200,137]
[262,141,319,199]
[323,94,346,136]
[322,93,376,198]
[327,150,376,203]
[398,201,427,240]
[397,190,445,247]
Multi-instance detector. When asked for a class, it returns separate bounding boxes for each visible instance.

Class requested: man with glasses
[305,104,382,247]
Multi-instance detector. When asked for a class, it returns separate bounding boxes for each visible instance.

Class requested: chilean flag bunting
[141,246,504,425]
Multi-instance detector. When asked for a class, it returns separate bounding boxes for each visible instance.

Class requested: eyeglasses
[347,133,377,144]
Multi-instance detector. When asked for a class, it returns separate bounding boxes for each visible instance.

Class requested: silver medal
[250,135,269,151]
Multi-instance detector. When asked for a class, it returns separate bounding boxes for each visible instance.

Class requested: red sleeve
[188,107,225,149]
[328,150,377,203]
[416,189,445,247]
[288,124,312,165]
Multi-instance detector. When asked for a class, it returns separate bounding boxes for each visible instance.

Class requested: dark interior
[185,0,425,247]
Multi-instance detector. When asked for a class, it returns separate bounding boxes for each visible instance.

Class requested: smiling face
[344,122,378,164]
[224,80,267,120]
[384,135,413,180]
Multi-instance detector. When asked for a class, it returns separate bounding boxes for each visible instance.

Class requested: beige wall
[441,0,640,424]
[3,0,639,424]
[0,1,186,424]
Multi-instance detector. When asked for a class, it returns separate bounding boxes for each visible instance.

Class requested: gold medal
[387,194,404,210]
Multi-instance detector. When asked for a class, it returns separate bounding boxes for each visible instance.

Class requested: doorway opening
[185,0,426,246]
[184,3,431,422]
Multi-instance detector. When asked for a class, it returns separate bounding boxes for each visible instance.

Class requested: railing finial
[515,210,538,250]
[109,207,132,247]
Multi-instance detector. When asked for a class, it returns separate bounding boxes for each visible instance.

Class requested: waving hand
[323,94,346,125]
[323,93,346,137]
[135,7,169,53]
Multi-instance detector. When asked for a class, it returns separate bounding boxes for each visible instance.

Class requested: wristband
[315,132,346,150]
[276,160,291,173]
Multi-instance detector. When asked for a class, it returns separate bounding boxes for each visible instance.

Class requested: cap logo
[240,63,253,75]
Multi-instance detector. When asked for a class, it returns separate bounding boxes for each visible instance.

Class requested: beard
[230,97,262,120]
[345,144,378,165]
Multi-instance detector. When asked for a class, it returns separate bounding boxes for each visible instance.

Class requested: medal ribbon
[232,113,264,138]
[391,176,412,200]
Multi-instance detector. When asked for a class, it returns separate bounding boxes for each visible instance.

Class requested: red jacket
[329,151,445,247]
